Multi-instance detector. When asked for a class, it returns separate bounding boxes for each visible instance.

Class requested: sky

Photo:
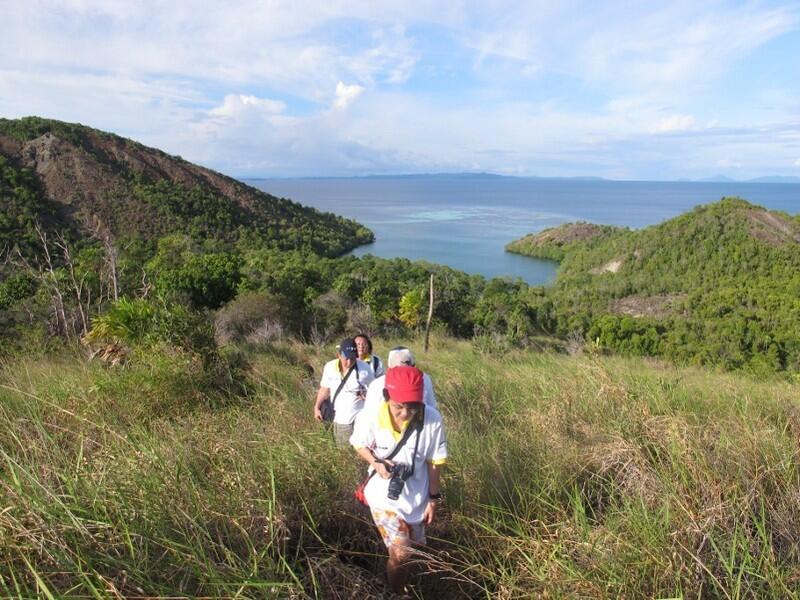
[1,0,799,180]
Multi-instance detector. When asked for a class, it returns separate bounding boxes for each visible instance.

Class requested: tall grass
[1,336,799,598]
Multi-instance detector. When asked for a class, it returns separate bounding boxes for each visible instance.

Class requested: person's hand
[423,500,437,525]
[373,459,393,479]
[314,405,323,421]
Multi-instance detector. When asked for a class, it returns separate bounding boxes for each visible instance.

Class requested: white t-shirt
[362,355,385,378]
[319,358,374,425]
[363,372,437,414]
[350,403,447,524]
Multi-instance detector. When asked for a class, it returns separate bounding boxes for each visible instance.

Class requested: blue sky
[1,1,799,180]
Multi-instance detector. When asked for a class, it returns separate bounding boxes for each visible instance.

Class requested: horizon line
[238,172,800,184]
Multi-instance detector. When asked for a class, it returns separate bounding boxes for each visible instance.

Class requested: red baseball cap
[385,366,424,403]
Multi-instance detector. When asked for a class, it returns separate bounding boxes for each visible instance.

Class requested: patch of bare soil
[590,257,623,274]
[527,222,611,247]
[745,208,800,246]
[609,294,686,318]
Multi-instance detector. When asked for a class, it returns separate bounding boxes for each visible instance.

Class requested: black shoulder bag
[321,363,357,422]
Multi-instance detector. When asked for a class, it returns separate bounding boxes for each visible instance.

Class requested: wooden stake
[424,273,434,352]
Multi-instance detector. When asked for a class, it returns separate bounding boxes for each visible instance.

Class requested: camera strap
[330,362,357,411]
[407,405,424,478]
[369,404,424,476]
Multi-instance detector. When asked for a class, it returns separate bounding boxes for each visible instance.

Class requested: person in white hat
[361,346,436,415]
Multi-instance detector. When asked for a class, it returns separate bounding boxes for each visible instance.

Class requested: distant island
[243,172,609,181]
[694,175,800,183]
[244,171,800,184]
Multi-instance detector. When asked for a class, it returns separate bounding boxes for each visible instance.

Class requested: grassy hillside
[2,336,799,598]
[507,198,800,373]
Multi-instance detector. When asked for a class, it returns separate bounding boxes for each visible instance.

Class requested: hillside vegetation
[505,222,625,262]
[0,117,512,352]
[1,336,799,598]
[507,198,800,373]
[0,116,373,257]
[3,117,799,380]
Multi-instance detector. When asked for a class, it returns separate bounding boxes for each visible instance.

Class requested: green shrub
[84,297,156,344]
[213,291,287,345]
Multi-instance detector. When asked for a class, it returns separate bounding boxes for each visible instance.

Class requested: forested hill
[507,198,800,372]
[0,117,373,258]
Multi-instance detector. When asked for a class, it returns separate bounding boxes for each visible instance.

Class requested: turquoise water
[251,177,800,285]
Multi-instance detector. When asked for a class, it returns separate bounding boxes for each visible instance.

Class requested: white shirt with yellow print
[350,402,447,524]
[320,358,373,425]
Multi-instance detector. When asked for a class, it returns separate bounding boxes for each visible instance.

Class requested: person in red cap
[350,365,448,594]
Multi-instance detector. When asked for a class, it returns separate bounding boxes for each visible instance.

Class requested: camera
[387,463,412,500]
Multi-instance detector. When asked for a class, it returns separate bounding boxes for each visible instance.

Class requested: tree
[398,289,423,329]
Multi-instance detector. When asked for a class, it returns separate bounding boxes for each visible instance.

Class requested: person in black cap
[314,337,374,446]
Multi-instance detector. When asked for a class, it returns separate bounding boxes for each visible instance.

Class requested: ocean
[251,177,800,286]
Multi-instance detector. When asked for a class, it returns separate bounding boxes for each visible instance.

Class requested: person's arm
[313,386,330,421]
[355,446,392,479]
[423,413,447,524]
[423,462,443,524]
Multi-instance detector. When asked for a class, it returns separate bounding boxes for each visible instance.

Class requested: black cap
[338,338,358,359]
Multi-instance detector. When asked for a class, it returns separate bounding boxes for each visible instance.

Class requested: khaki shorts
[332,422,354,447]
[370,508,426,548]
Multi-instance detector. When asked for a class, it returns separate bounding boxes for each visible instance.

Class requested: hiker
[313,338,374,446]
[350,366,447,594]
[354,333,385,377]
[362,346,437,414]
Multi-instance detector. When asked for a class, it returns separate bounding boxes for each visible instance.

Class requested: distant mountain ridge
[693,175,800,183]
[244,172,608,181]
[0,117,373,258]
[246,172,800,183]
[746,176,800,184]
[694,174,736,182]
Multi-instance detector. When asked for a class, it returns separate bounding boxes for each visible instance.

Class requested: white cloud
[717,158,742,168]
[794,158,800,167]
[1,1,798,178]
[333,82,365,110]
[652,114,697,133]
[0,1,424,104]
[576,3,798,89]
[210,95,286,118]
[520,63,541,77]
